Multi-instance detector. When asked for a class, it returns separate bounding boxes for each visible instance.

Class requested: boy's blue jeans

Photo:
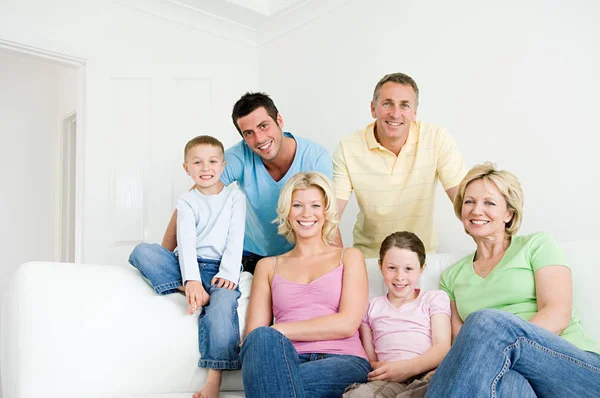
[426,309,600,397]
[128,243,241,370]
[241,326,371,398]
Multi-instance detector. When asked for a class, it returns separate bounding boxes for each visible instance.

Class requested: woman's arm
[243,258,274,339]
[272,248,368,341]
[359,323,378,363]
[449,301,463,342]
[161,210,178,252]
[530,265,572,334]
[368,313,451,382]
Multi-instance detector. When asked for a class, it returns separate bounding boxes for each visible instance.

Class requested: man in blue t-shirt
[162,92,332,273]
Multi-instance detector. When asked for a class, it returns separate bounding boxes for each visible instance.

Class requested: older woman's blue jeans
[241,326,371,398]
[426,309,600,397]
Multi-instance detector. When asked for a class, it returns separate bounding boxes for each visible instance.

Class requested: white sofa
[2,240,599,398]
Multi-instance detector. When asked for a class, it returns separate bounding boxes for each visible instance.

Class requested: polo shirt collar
[366,121,419,151]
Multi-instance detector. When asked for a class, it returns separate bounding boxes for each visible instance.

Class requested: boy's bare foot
[192,369,222,398]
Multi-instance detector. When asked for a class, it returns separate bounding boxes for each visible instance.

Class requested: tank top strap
[272,256,278,274]
[339,248,346,266]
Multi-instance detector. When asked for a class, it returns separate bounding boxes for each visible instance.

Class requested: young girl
[344,231,452,398]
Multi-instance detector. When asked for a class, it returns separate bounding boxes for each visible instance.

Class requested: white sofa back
[367,246,600,346]
[2,242,598,398]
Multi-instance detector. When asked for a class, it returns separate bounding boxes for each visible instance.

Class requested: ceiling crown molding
[109,0,351,47]
[109,0,258,47]
[256,0,351,47]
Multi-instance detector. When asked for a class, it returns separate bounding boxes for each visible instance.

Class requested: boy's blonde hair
[454,162,524,236]
[184,135,225,161]
[274,172,339,245]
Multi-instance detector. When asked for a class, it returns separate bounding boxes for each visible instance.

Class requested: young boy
[128,135,246,398]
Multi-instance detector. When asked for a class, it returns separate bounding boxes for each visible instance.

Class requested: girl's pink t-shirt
[363,289,450,362]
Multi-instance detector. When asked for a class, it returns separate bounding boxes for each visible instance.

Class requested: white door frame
[57,111,77,262]
[0,37,87,263]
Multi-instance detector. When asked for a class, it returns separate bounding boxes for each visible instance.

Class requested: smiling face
[380,247,423,306]
[288,186,326,242]
[236,106,284,162]
[371,82,417,145]
[183,144,225,194]
[461,179,514,240]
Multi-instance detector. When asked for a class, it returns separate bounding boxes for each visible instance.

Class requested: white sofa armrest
[1,262,249,398]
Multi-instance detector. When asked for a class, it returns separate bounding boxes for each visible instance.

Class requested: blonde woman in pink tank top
[240,171,371,398]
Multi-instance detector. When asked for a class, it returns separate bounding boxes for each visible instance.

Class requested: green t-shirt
[440,232,598,353]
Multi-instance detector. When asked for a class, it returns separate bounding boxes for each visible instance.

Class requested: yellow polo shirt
[333,121,467,257]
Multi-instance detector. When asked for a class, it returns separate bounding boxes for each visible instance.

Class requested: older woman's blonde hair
[274,172,339,245]
[454,162,524,236]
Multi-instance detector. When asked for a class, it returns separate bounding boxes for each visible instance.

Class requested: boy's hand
[211,277,237,290]
[185,280,209,315]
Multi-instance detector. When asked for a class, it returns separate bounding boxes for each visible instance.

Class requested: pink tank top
[271,250,368,360]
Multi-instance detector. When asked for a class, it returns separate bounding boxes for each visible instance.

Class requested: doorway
[0,40,86,266]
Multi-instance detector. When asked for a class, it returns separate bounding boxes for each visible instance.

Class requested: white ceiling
[225,0,305,18]
[167,0,308,30]
[111,0,350,47]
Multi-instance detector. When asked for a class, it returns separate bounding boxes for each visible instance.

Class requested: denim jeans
[426,309,600,397]
[128,243,241,370]
[241,326,371,398]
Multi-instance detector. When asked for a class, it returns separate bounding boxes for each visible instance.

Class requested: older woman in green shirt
[426,162,599,397]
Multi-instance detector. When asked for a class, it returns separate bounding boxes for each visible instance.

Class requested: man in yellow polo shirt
[333,73,467,257]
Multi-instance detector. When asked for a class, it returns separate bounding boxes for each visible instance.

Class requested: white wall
[56,66,79,119]
[258,0,600,253]
[0,0,259,265]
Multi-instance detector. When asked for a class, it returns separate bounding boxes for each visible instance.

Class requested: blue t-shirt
[221,132,333,256]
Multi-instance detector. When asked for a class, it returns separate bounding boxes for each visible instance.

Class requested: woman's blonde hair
[274,172,339,245]
[454,162,524,236]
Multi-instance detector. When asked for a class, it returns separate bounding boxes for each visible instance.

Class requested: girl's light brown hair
[378,231,426,268]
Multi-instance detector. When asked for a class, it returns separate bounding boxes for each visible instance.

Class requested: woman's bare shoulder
[341,247,366,268]
[342,247,364,260]
[254,256,275,278]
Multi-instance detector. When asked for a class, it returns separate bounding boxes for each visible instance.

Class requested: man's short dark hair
[231,92,279,136]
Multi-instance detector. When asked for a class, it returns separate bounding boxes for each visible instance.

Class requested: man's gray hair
[372,73,419,107]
